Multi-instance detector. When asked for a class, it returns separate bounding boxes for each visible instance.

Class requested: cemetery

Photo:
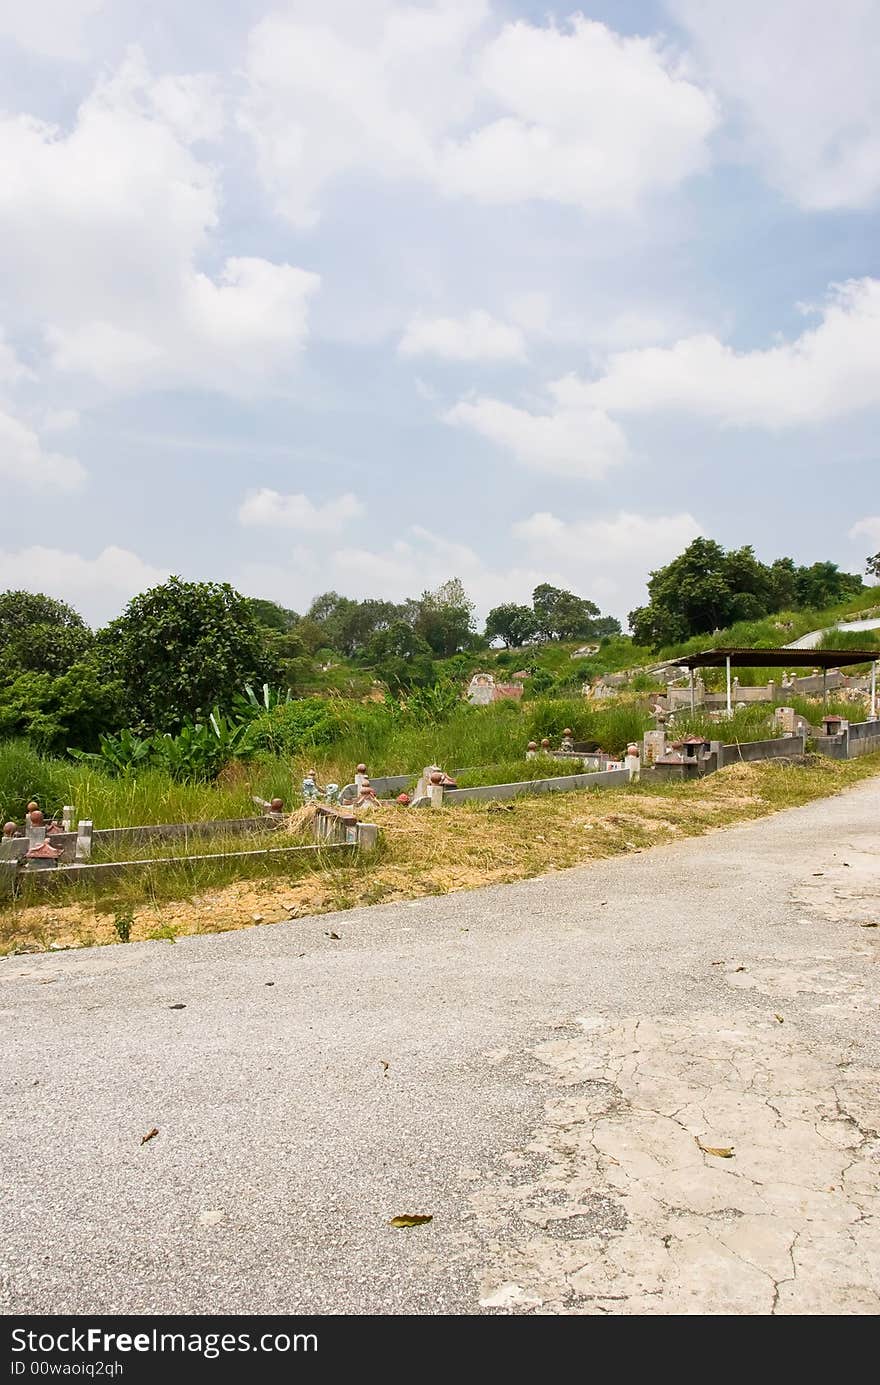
[0,797,378,902]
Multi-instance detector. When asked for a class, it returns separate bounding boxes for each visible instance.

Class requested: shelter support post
[823,669,827,707]
[689,667,695,713]
[872,660,878,720]
[726,655,732,716]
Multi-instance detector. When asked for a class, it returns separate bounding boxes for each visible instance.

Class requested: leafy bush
[401,680,461,724]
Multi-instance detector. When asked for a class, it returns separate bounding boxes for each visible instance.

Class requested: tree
[247,598,300,632]
[793,561,861,609]
[867,553,880,581]
[532,584,601,641]
[101,578,279,730]
[366,621,435,693]
[0,590,93,680]
[629,539,865,649]
[485,603,538,648]
[0,656,126,753]
[414,578,476,656]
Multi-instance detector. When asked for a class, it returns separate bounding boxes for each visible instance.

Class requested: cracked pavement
[2,777,879,1315]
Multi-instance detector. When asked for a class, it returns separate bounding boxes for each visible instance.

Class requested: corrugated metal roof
[666,646,878,670]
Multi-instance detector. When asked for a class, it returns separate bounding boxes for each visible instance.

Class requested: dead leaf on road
[325,931,340,940]
[774,1013,784,1023]
[141,1128,159,1145]
[696,1138,734,1158]
[388,1214,433,1228]
[379,1060,389,1074]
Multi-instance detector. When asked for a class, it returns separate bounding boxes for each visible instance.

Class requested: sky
[0,0,879,628]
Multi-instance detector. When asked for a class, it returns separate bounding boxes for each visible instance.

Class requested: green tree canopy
[629,539,863,649]
[0,590,93,680]
[532,584,602,641]
[101,577,279,730]
[485,602,538,648]
[414,578,476,656]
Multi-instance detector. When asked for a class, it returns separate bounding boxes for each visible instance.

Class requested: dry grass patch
[2,753,878,955]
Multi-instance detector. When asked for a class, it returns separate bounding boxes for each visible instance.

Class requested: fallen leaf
[859,922,878,929]
[379,1060,389,1071]
[696,1138,734,1158]
[812,872,824,877]
[265,981,275,986]
[252,914,264,923]
[169,1003,186,1010]
[734,965,746,973]
[325,931,340,940]
[388,1214,433,1228]
[141,1128,159,1145]
[711,961,723,966]
[774,1014,784,1023]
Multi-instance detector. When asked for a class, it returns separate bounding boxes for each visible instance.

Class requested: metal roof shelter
[665,646,879,715]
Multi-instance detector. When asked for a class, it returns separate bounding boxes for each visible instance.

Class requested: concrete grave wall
[441,767,630,804]
[720,735,806,766]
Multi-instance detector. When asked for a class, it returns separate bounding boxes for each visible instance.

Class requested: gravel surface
[2,776,879,1315]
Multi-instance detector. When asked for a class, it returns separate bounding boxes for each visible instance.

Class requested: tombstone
[774,705,797,736]
[62,805,75,833]
[642,730,667,766]
[356,822,380,851]
[625,744,641,781]
[75,820,93,862]
[467,674,495,707]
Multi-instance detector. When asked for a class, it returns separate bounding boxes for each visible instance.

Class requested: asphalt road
[2,777,879,1315]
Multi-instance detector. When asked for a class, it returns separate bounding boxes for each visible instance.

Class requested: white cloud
[399,309,526,362]
[445,378,629,479]
[669,0,880,210]
[849,516,880,547]
[438,17,718,211]
[41,409,80,434]
[0,545,168,625]
[580,278,880,428]
[514,510,703,568]
[257,511,696,623]
[0,409,86,492]
[0,0,105,60]
[240,0,486,228]
[331,525,573,621]
[512,509,703,616]
[238,489,364,534]
[240,6,717,223]
[0,49,319,396]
